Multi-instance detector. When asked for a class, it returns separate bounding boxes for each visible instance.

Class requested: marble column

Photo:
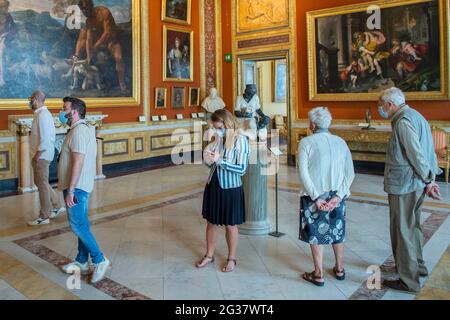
[17,123,36,194]
[95,137,106,180]
[239,140,272,235]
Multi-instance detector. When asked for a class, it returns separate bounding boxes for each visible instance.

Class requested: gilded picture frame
[155,87,167,109]
[307,0,450,101]
[188,87,200,106]
[171,86,186,109]
[236,0,290,34]
[162,0,192,25]
[0,0,144,110]
[163,26,194,82]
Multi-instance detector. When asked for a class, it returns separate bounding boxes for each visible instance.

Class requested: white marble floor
[0,162,449,300]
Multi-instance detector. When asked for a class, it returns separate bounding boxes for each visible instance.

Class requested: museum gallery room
[0,0,449,303]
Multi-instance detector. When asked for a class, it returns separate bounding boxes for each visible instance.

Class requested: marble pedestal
[239,141,272,236]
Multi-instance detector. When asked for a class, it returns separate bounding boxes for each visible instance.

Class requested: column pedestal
[239,141,271,236]
[17,125,36,194]
[95,138,106,180]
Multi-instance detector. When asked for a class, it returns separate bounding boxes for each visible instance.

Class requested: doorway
[237,52,291,163]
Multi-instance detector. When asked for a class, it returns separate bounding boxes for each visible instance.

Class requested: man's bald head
[30,91,46,110]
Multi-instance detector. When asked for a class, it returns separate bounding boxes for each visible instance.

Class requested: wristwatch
[68,189,75,194]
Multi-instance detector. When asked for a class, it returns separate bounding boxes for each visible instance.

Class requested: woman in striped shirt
[196,109,250,273]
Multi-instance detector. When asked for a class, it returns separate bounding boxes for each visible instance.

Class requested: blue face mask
[216,128,225,137]
[378,106,389,119]
[59,111,70,125]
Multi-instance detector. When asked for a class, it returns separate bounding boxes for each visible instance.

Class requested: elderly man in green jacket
[378,87,442,294]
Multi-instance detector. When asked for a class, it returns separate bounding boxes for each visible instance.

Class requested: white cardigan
[297,131,355,201]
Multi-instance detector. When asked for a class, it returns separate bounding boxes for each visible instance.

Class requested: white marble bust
[201,87,225,113]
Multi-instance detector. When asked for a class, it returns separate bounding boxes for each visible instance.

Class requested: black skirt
[202,170,246,226]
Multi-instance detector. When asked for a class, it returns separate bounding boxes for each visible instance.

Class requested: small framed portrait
[160,115,168,121]
[189,87,200,106]
[151,116,160,122]
[191,113,198,118]
[155,88,167,109]
[162,0,192,25]
[171,86,186,109]
[163,26,194,82]
[176,114,184,120]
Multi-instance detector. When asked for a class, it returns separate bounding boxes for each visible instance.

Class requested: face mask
[216,128,225,138]
[378,106,389,119]
[59,111,71,125]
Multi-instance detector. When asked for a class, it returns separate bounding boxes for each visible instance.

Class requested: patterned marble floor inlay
[13,192,203,300]
[274,185,449,300]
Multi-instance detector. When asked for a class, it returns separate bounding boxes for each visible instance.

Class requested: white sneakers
[91,257,111,284]
[61,257,111,284]
[49,207,66,219]
[28,207,66,227]
[61,261,91,275]
[28,218,50,226]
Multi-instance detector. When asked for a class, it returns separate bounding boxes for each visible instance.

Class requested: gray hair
[308,106,332,129]
[380,87,405,106]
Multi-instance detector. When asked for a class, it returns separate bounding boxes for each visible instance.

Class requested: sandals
[196,255,214,268]
[222,258,237,273]
[333,266,346,281]
[302,271,324,287]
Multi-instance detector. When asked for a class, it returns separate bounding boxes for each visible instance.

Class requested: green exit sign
[224,53,232,63]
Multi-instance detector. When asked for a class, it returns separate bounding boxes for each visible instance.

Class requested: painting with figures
[308,0,449,101]
[163,26,193,82]
[0,0,134,103]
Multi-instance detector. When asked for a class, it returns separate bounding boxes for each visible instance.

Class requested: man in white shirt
[28,91,65,226]
[58,96,110,284]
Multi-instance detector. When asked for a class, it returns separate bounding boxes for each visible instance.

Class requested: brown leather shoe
[383,279,419,294]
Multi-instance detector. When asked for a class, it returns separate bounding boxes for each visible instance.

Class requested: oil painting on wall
[307,0,449,101]
[237,0,289,34]
[0,0,139,108]
[163,26,193,82]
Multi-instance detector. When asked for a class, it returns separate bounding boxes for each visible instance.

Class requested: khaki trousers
[32,159,62,219]
[388,189,427,293]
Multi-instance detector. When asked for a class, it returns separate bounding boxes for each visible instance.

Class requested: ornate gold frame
[171,86,186,109]
[236,0,290,34]
[162,0,192,26]
[163,26,194,82]
[155,88,167,109]
[188,87,200,106]
[307,0,450,101]
[0,0,144,110]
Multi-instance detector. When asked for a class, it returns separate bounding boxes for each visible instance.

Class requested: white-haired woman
[298,107,355,286]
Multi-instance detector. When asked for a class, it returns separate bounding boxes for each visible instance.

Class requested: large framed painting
[163,26,194,82]
[162,0,191,25]
[0,0,142,109]
[273,59,287,103]
[236,0,290,34]
[307,0,450,101]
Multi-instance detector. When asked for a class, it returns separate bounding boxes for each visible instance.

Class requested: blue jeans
[64,189,104,264]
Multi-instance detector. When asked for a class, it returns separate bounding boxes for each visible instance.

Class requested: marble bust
[201,87,225,113]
